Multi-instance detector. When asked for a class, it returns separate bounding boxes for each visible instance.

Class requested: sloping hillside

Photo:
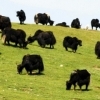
[0,23,100,100]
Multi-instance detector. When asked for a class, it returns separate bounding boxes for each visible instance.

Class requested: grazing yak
[0,15,11,31]
[91,19,100,30]
[27,29,56,49]
[66,69,91,90]
[1,27,28,48]
[95,41,100,59]
[71,18,81,29]
[17,54,44,75]
[56,22,69,27]
[34,13,54,25]
[16,9,26,24]
[63,36,82,53]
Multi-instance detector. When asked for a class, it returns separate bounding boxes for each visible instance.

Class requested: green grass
[0,23,100,100]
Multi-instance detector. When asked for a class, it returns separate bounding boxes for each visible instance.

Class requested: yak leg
[73,83,77,90]
[65,47,68,51]
[85,83,89,90]
[29,71,32,75]
[50,45,54,49]
[38,39,45,48]
[96,28,97,30]
[6,40,10,45]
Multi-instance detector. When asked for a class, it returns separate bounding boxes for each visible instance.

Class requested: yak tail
[39,56,44,72]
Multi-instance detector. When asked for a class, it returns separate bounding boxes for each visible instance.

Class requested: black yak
[16,9,26,24]
[17,54,44,75]
[71,18,81,29]
[66,69,91,90]
[0,15,11,31]
[56,22,69,27]
[63,36,82,53]
[27,29,56,49]
[95,41,100,59]
[1,27,28,48]
[91,19,100,30]
[34,13,54,25]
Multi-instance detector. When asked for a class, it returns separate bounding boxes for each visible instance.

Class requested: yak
[66,69,91,90]
[0,15,11,31]
[56,22,69,27]
[34,13,54,25]
[27,29,56,49]
[71,18,81,29]
[91,19,100,30]
[16,9,26,24]
[63,36,82,53]
[95,41,100,59]
[17,54,44,75]
[1,27,28,48]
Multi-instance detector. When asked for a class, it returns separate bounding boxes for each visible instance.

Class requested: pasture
[0,23,100,100]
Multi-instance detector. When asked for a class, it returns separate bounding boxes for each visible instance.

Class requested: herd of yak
[1,9,100,91]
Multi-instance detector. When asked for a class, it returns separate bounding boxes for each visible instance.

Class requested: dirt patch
[93,66,100,70]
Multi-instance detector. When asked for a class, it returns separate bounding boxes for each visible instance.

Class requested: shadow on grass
[67,88,92,91]
[17,23,27,25]
[28,43,56,49]
[18,72,45,76]
[67,50,82,55]
[75,88,92,91]
[2,44,29,49]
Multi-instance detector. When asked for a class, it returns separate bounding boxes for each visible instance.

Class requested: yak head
[16,11,21,17]
[49,20,54,26]
[23,41,29,48]
[27,36,36,43]
[78,40,82,46]
[66,81,72,90]
[17,64,24,74]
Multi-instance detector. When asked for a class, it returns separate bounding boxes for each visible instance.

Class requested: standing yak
[91,19,100,30]
[34,13,54,26]
[1,27,28,48]
[95,41,100,59]
[16,9,26,24]
[66,69,91,90]
[17,54,44,75]
[0,15,11,31]
[71,18,81,29]
[63,36,82,53]
[27,29,56,49]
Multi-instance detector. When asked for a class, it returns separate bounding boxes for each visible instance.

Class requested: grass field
[0,23,100,100]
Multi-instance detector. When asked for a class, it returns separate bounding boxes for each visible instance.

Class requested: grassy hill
[0,23,100,100]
